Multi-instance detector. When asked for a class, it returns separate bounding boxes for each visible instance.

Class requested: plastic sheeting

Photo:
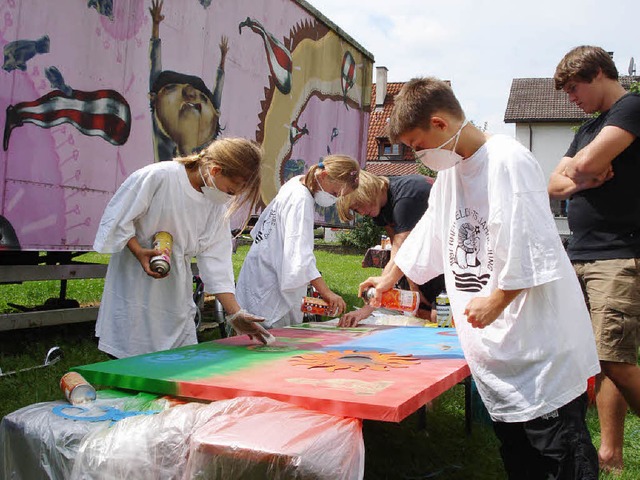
[0,390,170,480]
[2,394,364,480]
[72,396,364,480]
[184,399,364,479]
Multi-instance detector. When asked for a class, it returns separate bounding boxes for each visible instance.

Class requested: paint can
[435,291,452,327]
[150,231,173,275]
[60,372,96,405]
[300,296,333,316]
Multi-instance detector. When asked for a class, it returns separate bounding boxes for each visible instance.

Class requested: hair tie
[318,160,325,169]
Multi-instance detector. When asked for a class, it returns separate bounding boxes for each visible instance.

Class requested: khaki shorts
[573,258,640,364]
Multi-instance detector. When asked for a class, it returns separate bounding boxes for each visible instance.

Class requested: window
[377,141,403,160]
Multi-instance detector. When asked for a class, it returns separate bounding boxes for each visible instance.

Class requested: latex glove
[226,309,275,345]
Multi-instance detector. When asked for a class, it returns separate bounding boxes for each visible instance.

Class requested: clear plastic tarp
[1,393,364,480]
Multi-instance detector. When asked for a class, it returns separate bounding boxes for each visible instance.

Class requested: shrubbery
[337,215,384,250]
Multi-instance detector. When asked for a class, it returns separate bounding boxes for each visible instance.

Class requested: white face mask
[199,167,232,205]
[415,119,468,171]
[313,175,338,207]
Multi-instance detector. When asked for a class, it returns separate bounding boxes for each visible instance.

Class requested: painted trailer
[0,0,373,330]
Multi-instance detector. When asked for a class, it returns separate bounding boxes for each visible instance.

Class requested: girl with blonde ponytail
[93,137,271,359]
[236,154,360,329]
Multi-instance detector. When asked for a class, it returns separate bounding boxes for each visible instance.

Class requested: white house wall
[514,122,580,236]
[514,122,579,181]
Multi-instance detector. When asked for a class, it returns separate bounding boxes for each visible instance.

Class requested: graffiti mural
[0,0,372,252]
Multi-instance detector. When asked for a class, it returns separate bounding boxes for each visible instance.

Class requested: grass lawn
[1,244,638,479]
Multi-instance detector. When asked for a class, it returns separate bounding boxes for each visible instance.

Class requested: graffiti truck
[0,0,373,329]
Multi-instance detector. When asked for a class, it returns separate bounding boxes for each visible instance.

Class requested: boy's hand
[464,296,501,329]
[464,288,523,329]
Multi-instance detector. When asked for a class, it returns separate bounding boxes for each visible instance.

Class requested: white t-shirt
[395,135,600,422]
[236,176,321,327]
[93,161,235,358]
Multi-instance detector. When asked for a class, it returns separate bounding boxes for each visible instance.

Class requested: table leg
[464,376,472,435]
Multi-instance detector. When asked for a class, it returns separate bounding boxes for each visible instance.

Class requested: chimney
[375,66,388,110]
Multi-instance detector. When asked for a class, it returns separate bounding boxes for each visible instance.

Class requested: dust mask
[199,167,232,205]
[313,176,338,207]
[415,119,468,171]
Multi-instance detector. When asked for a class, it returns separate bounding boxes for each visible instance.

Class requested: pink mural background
[0,0,372,251]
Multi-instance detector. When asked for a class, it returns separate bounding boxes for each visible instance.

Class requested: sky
[309,0,640,135]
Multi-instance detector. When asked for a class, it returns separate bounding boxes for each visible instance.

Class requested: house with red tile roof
[504,74,639,235]
[365,67,423,177]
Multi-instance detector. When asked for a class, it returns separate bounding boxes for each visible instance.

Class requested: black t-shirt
[372,175,444,306]
[565,93,640,261]
[373,175,432,234]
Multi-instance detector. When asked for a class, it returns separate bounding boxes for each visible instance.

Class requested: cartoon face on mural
[150,71,220,155]
[148,0,227,161]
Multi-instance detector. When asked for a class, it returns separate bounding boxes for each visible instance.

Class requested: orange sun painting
[290,350,419,372]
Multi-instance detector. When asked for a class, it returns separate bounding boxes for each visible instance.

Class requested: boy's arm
[563,125,633,182]
[464,288,523,329]
[548,156,612,199]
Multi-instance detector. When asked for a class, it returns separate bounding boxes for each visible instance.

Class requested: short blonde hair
[176,137,262,223]
[337,170,389,222]
[303,154,360,194]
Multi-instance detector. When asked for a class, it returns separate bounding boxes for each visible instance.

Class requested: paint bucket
[150,231,173,275]
[60,372,96,405]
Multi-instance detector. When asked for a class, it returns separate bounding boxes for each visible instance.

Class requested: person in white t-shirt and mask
[94,138,271,358]
[236,154,360,328]
[359,77,601,479]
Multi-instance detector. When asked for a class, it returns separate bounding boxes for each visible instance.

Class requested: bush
[337,216,384,250]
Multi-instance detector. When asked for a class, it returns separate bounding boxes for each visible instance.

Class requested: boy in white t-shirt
[360,77,600,479]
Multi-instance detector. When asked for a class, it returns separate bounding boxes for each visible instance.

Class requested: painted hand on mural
[149,0,164,40]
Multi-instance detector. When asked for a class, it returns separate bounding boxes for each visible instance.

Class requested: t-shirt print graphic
[449,220,491,293]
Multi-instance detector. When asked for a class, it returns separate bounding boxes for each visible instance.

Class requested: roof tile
[367,82,405,161]
[504,76,640,123]
[365,161,419,176]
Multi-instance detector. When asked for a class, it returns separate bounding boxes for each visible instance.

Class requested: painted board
[74,325,470,422]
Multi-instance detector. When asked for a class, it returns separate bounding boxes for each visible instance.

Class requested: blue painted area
[52,405,159,424]
[328,327,464,359]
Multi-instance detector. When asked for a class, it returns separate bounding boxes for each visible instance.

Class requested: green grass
[1,246,639,479]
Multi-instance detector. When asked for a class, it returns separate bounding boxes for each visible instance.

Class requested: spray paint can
[436,291,452,327]
[363,287,419,315]
[150,231,173,275]
[300,296,333,316]
[60,372,96,405]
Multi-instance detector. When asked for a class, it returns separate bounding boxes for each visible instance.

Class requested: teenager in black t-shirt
[337,171,445,326]
[549,45,640,473]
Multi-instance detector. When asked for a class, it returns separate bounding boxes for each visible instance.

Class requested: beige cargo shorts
[574,258,640,364]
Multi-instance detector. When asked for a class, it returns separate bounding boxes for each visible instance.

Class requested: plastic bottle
[435,291,453,327]
[362,287,419,315]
